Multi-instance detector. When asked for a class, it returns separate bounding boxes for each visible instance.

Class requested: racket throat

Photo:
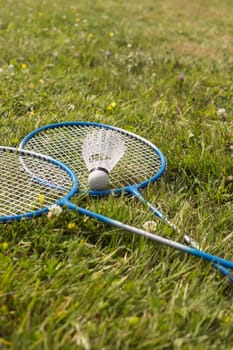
[126,185,164,220]
[127,186,200,250]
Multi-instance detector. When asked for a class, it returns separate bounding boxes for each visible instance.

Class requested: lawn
[0,0,233,349]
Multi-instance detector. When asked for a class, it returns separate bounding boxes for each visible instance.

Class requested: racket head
[19,121,167,196]
[0,146,78,223]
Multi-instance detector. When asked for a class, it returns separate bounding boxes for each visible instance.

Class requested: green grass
[0,0,233,349]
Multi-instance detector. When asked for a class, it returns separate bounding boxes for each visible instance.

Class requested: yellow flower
[1,304,8,313]
[109,32,114,37]
[29,110,35,116]
[221,315,233,324]
[67,222,76,230]
[106,101,116,111]
[1,242,9,250]
[21,63,27,70]
[0,338,11,346]
[128,316,139,326]
[38,194,45,204]
[87,33,93,39]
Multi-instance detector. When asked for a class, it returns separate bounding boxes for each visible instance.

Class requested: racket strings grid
[0,148,74,220]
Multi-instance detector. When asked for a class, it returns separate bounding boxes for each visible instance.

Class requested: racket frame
[19,121,167,196]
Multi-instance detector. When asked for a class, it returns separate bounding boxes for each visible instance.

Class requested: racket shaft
[66,202,233,275]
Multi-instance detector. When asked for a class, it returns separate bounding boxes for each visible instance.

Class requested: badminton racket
[19,121,199,248]
[18,121,232,279]
[1,146,233,282]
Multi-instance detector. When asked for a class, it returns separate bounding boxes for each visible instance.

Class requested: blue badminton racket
[18,121,232,280]
[19,121,198,247]
[1,146,233,282]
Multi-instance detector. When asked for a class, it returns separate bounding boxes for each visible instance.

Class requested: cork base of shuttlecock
[88,168,109,190]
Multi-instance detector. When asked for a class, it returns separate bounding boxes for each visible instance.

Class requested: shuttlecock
[82,128,126,190]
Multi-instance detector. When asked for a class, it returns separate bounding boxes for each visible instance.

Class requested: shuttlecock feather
[82,128,126,190]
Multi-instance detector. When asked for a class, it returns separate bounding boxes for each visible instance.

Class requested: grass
[0,0,233,348]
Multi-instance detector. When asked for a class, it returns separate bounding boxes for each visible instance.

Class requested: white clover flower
[217,108,227,117]
[143,220,157,232]
[68,103,75,111]
[47,204,62,219]
[188,131,195,139]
